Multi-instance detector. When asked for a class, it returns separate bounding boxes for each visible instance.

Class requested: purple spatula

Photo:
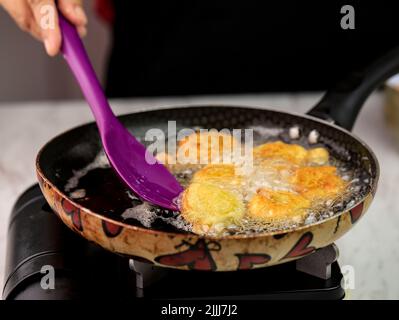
[58,14,183,211]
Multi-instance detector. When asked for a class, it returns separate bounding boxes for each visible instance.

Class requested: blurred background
[1,0,399,102]
[0,1,110,101]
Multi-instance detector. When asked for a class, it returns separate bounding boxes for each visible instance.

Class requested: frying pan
[36,47,399,271]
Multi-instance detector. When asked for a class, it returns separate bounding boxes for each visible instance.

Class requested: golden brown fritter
[192,164,242,187]
[176,137,344,235]
[181,182,245,234]
[247,189,311,223]
[306,147,329,165]
[292,166,346,201]
[177,131,241,165]
[253,141,308,165]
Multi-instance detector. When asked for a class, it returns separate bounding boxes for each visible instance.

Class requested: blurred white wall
[0,1,110,102]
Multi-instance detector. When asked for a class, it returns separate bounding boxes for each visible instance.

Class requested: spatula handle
[308,46,399,131]
[58,13,115,133]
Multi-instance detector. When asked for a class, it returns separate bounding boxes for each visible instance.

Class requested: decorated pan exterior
[36,106,379,271]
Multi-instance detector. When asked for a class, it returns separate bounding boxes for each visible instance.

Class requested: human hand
[0,0,87,56]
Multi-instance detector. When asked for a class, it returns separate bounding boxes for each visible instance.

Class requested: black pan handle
[307,46,399,131]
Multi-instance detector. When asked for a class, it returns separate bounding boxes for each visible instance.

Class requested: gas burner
[128,244,343,299]
[3,185,344,300]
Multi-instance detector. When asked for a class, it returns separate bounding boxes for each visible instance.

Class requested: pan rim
[36,104,380,240]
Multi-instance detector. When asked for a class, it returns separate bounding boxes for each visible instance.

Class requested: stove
[2,185,345,300]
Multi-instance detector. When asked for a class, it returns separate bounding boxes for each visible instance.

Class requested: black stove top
[2,185,344,300]
[137,260,344,299]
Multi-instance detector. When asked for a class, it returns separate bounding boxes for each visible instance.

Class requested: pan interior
[38,106,377,236]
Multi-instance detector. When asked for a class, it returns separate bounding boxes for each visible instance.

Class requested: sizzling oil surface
[65,150,370,237]
[166,155,364,235]
[68,166,191,232]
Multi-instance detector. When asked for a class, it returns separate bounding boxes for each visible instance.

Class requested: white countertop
[1,92,399,299]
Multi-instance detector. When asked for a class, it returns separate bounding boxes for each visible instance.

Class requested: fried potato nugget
[292,166,346,201]
[253,141,308,165]
[192,164,242,187]
[306,147,329,165]
[181,182,245,234]
[178,131,241,165]
[248,189,311,223]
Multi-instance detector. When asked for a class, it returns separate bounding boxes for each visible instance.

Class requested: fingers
[58,0,87,37]
[77,25,87,37]
[1,0,43,40]
[1,0,88,56]
[27,0,60,56]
